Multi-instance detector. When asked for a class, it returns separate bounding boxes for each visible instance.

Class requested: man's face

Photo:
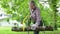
[30,3,35,9]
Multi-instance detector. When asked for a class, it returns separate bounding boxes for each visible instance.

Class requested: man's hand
[31,24,38,30]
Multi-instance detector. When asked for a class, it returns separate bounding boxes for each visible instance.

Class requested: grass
[0,27,60,34]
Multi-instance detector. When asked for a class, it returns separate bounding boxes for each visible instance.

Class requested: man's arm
[35,8,41,26]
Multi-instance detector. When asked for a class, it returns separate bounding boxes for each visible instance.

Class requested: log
[12,26,53,31]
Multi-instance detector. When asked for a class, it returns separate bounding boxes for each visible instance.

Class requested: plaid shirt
[30,7,41,25]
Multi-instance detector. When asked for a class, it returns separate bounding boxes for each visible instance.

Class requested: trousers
[34,31,39,34]
[34,21,43,34]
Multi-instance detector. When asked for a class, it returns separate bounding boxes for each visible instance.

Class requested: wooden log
[12,26,53,31]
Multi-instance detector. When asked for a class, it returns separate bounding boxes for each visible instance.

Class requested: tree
[0,0,29,22]
[48,0,58,30]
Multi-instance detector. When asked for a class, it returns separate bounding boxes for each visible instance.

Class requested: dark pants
[34,21,43,34]
[34,31,39,34]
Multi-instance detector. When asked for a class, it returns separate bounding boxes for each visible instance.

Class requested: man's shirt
[30,7,41,25]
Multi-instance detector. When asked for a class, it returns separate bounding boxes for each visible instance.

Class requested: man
[29,0,43,34]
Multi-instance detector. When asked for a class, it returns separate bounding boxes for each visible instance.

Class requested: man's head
[30,1,36,10]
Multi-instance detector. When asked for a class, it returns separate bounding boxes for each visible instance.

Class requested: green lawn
[0,27,60,34]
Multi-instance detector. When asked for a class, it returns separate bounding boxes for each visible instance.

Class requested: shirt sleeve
[35,8,41,26]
